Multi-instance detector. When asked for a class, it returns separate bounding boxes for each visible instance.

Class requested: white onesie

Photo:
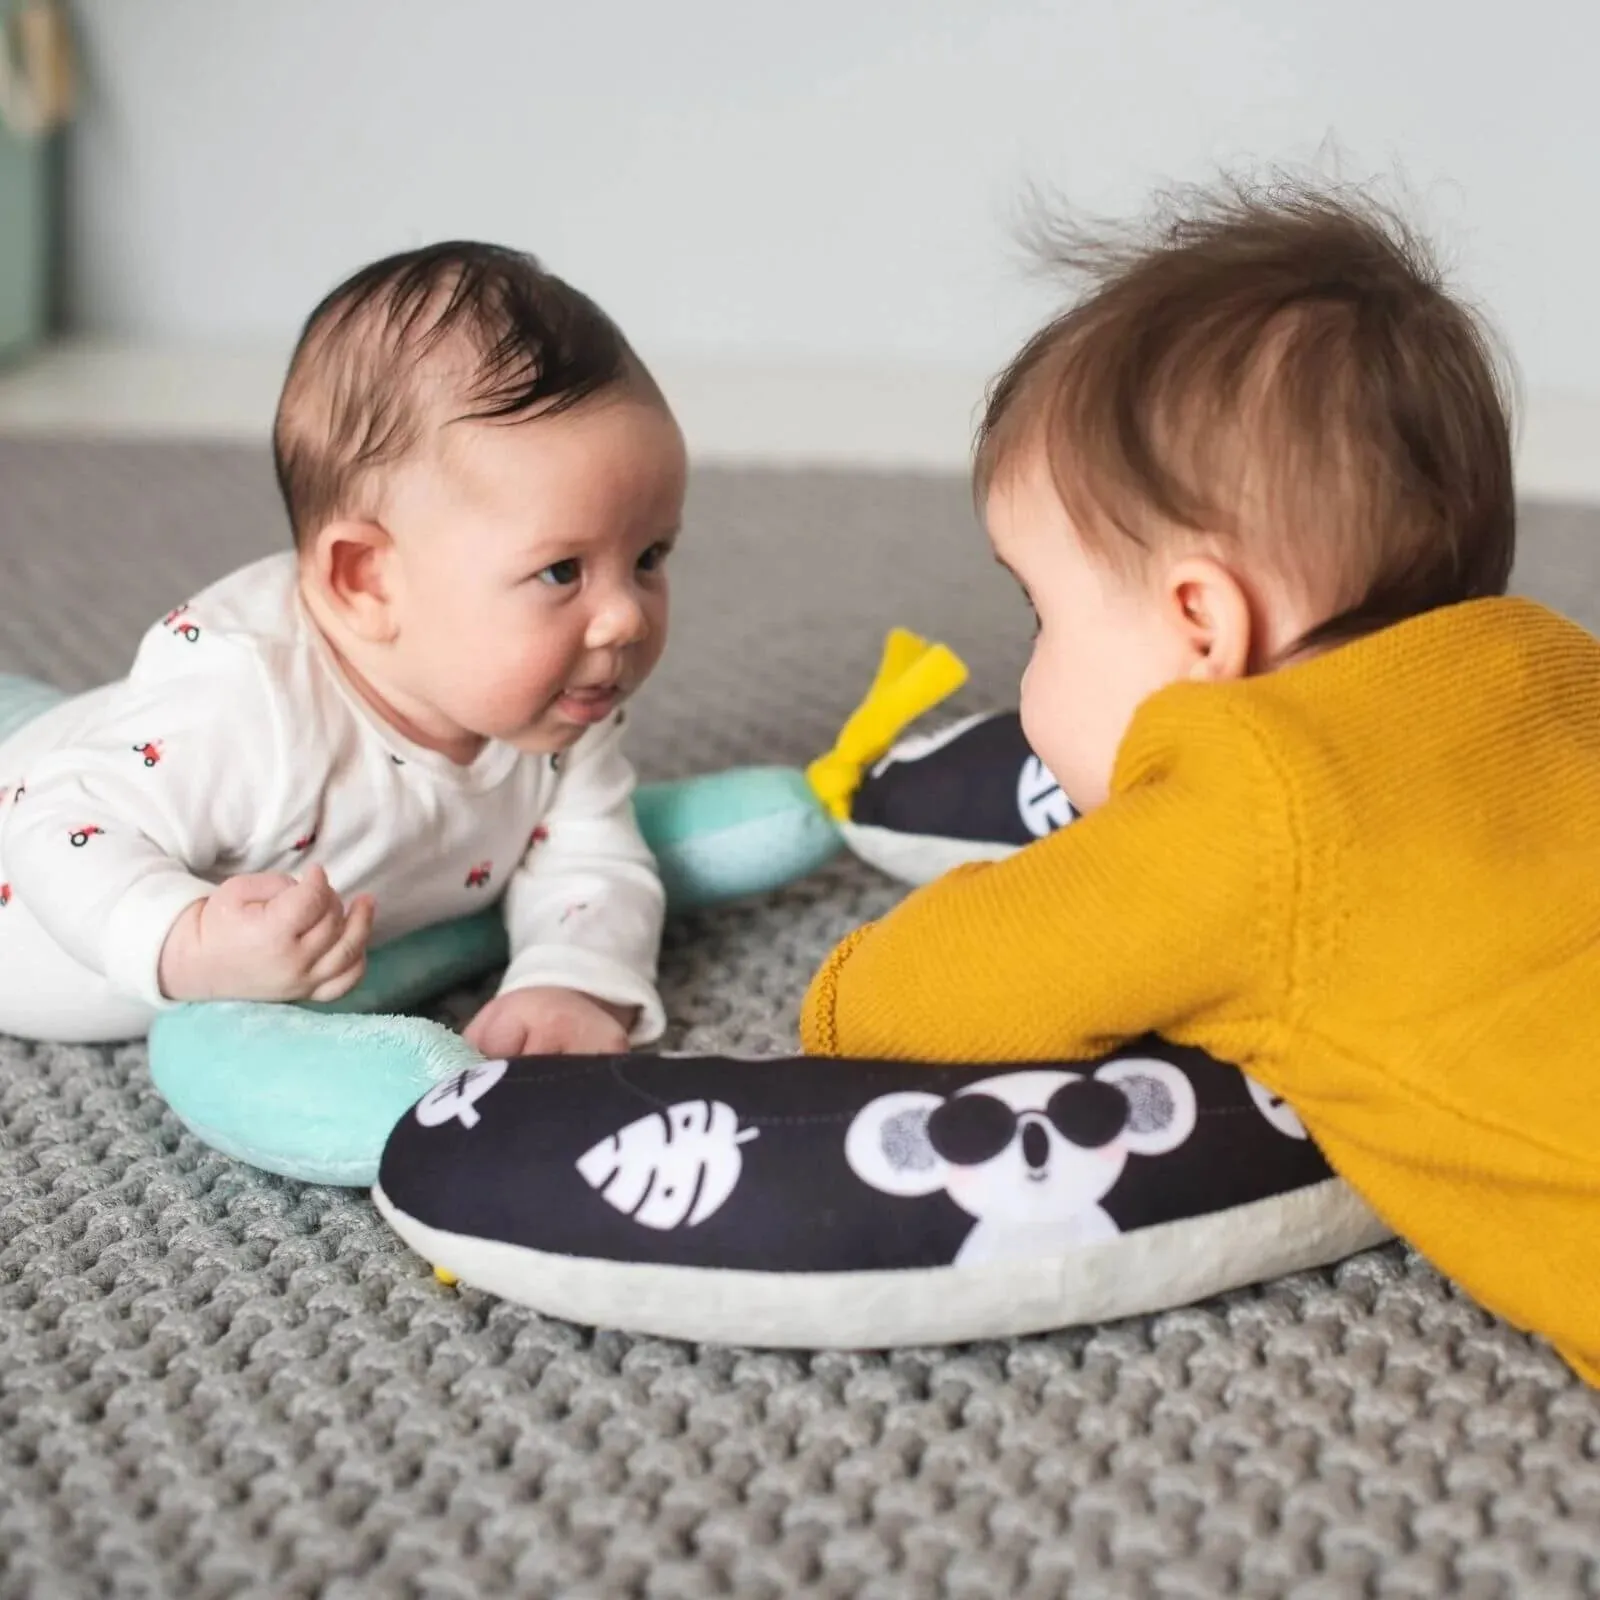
[0,553,666,1044]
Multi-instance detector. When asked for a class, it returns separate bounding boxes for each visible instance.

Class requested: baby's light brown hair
[274,241,654,550]
[975,178,1516,652]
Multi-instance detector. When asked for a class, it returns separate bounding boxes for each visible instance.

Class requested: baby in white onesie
[0,241,685,1058]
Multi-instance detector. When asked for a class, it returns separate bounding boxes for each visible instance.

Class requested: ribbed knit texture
[802,597,1600,1386]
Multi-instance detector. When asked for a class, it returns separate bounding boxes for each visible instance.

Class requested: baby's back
[1235,595,1600,1382]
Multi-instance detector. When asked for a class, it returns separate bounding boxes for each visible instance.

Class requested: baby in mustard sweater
[801,179,1600,1386]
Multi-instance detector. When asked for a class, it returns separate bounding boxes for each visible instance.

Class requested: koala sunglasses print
[927,1076,1131,1162]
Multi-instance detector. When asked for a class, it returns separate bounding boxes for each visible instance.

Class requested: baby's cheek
[634,621,669,684]
[497,629,571,698]
[1018,670,1073,792]
[447,641,562,736]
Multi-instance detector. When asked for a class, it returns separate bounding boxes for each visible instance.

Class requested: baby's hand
[158,866,376,1003]
[463,987,633,1059]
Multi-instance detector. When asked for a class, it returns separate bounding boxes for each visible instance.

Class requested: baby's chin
[481,686,631,754]
[498,714,590,756]
[498,728,579,757]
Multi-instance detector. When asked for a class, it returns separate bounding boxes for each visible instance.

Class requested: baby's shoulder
[129,552,308,696]
[1117,679,1300,797]
[137,553,300,660]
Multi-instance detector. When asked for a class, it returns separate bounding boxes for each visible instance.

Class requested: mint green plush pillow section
[153,1003,483,1185]
[635,766,840,911]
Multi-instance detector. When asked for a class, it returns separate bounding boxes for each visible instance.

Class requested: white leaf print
[415,1060,509,1130]
[575,1100,758,1229]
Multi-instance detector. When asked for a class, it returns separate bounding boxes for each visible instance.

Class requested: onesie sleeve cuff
[103,871,216,1009]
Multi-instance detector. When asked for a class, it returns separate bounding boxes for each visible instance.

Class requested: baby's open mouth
[556,683,622,724]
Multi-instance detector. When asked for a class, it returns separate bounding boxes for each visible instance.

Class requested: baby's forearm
[4,810,219,1006]
[801,790,1266,1061]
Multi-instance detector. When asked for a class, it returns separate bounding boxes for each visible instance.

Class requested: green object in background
[0,115,47,363]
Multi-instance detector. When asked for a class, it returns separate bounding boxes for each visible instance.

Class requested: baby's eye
[636,542,672,574]
[535,558,582,587]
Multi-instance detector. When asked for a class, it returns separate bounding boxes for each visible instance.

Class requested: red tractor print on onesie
[163,604,201,644]
[527,824,549,853]
[292,831,318,853]
[70,825,105,848]
[133,740,163,768]
[465,862,493,890]
[0,884,11,908]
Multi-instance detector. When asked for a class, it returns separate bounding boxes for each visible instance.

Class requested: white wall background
[39,0,1600,477]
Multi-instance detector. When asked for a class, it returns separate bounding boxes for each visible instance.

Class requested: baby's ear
[1165,555,1252,682]
[305,519,399,643]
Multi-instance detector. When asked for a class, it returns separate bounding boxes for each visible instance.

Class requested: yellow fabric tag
[806,627,969,821]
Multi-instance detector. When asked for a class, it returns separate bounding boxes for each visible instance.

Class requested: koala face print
[929,1069,1140,1222]
[844,1061,1199,1263]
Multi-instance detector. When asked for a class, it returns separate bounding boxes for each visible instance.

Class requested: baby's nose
[587,594,649,649]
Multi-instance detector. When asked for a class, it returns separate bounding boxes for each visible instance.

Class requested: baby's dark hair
[975,177,1516,652]
[274,240,654,548]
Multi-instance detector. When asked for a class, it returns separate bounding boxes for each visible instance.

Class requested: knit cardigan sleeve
[799,686,1289,1063]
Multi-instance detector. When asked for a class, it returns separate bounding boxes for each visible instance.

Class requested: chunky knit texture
[4,439,1599,1598]
[803,598,1600,1387]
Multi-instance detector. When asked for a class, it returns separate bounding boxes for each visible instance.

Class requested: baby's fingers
[293,903,348,967]
[306,894,375,987]
[464,1004,530,1060]
[308,956,367,1005]
[272,865,342,938]
[345,892,377,949]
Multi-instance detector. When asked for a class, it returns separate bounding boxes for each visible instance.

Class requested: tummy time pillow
[373,1041,1390,1348]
